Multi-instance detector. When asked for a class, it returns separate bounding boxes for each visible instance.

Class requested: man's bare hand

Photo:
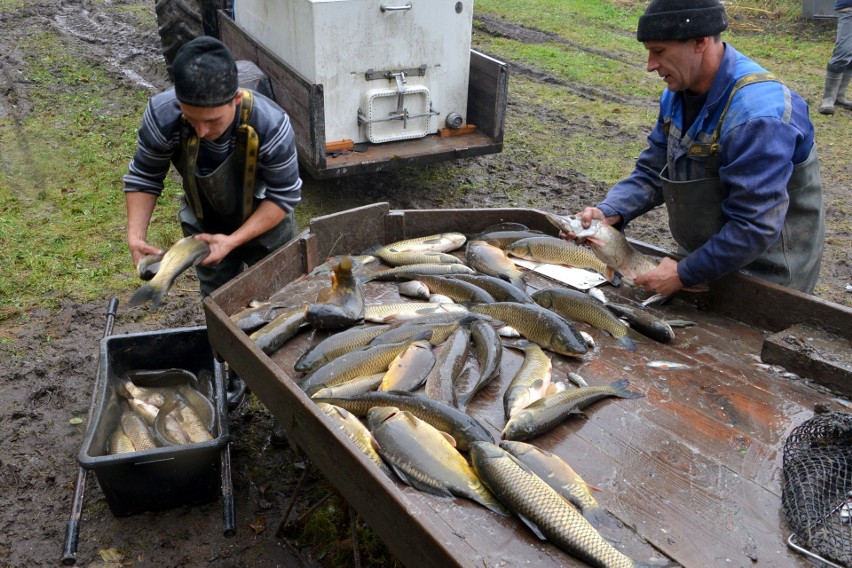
[634,257,683,296]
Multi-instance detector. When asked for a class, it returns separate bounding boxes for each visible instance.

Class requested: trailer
[202,204,852,567]
[154,1,508,180]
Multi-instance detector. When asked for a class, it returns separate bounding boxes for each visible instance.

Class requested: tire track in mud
[473,14,652,107]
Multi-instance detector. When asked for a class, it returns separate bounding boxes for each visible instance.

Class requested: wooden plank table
[204,204,852,568]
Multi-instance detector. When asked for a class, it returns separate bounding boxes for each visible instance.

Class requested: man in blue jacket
[819,0,852,114]
[575,0,825,296]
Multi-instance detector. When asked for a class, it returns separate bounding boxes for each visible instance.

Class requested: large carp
[367,407,507,515]
[128,236,210,310]
[470,442,647,567]
[544,213,658,285]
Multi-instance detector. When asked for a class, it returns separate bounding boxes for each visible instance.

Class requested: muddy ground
[1,1,850,567]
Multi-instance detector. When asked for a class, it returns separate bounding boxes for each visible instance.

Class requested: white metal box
[234,0,473,144]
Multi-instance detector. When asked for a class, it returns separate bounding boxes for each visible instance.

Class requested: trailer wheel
[154,0,204,79]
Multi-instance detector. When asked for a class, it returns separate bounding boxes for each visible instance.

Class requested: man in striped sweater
[123,36,302,297]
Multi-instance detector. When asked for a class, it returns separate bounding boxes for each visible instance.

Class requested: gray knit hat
[172,36,239,107]
[636,0,728,42]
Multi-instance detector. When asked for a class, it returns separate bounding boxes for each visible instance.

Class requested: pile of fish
[105,367,217,455]
[225,218,689,565]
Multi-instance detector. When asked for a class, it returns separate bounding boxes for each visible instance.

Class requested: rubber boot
[819,71,843,115]
[270,421,289,448]
[225,368,247,411]
[836,70,852,110]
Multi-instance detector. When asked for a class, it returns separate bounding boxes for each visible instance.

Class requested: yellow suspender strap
[236,89,259,223]
[181,124,205,220]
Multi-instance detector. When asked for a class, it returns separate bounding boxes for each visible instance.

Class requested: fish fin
[438,430,458,448]
[617,335,637,352]
[587,483,605,494]
[625,327,646,342]
[516,514,548,541]
[610,378,645,399]
[128,282,166,309]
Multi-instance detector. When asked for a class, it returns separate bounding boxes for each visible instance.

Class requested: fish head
[501,410,536,441]
[469,440,503,463]
[551,329,589,357]
[498,440,535,458]
[366,405,402,431]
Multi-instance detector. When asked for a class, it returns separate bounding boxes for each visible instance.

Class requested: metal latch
[358,70,439,130]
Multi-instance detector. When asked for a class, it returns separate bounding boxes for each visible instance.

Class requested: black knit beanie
[636,0,728,42]
[172,36,239,107]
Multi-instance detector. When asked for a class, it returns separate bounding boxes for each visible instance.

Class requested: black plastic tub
[77,326,228,517]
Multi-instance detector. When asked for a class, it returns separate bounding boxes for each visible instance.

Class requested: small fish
[645,360,692,370]
[300,338,427,395]
[566,371,589,388]
[230,301,295,332]
[368,247,463,267]
[317,402,391,476]
[465,240,526,290]
[108,429,137,454]
[544,213,659,286]
[120,410,158,451]
[115,379,168,407]
[473,229,546,249]
[424,327,471,406]
[249,310,308,355]
[605,302,675,344]
[454,319,503,408]
[502,341,554,419]
[128,236,210,310]
[305,255,365,330]
[396,280,431,300]
[295,324,391,373]
[402,274,496,304]
[309,374,385,399]
[666,319,697,328]
[368,318,466,347]
[639,293,670,307]
[125,367,198,387]
[363,263,476,282]
[502,378,644,441]
[364,302,467,323]
[312,390,494,451]
[380,340,436,392]
[155,393,213,445]
[448,273,535,304]
[380,232,467,254]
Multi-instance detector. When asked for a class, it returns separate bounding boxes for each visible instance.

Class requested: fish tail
[617,335,637,352]
[609,378,644,399]
[127,282,165,309]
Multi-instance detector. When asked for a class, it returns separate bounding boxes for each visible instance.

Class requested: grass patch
[0,27,169,321]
